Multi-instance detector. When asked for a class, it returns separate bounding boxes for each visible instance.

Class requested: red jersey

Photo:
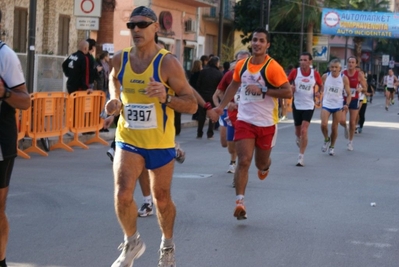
[342,70,360,99]
[217,70,233,92]
[217,70,238,125]
[287,68,323,86]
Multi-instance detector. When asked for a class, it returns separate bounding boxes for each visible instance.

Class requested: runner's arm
[105,51,122,116]
[343,76,352,105]
[359,71,367,92]
[212,89,224,107]
[0,82,30,110]
[315,71,324,93]
[161,54,197,114]
[264,82,292,99]
[108,51,122,100]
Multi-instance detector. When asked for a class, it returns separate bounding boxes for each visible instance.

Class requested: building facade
[0,0,239,88]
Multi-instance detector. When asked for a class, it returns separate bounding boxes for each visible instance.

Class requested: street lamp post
[26,0,37,93]
[260,0,265,27]
[266,0,271,31]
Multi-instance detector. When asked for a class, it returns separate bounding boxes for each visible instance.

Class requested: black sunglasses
[127,21,155,29]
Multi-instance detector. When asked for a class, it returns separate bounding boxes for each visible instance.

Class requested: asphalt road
[7,93,399,267]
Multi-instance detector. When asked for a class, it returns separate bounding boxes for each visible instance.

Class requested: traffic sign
[382,55,389,66]
[389,60,395,68]
[74,0,102,17]
[76,17,99,30]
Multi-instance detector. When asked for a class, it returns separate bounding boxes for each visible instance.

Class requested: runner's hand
[146,77,166,103]
[105,99,122,116]
[206,109,219,123]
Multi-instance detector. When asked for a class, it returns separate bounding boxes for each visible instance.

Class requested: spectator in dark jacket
[86,38,102,89]
[62,40,92,94]
[189,60,202,121]
[196,56,223,138]
[95,51,110,93]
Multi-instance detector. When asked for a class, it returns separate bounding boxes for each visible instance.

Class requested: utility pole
[343,0,350,67]
[26,0,37,93]
[266,0,271,31]
[217,0,224,58]
[260,0,265,28]
[299,0,305,55]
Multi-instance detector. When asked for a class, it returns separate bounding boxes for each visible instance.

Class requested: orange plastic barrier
[67,91,108,149]
[15,109,30,159]
[23,92,73,156]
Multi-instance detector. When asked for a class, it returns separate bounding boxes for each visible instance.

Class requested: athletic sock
[236,195,244,202]
[161,235,174,248]
[125,231,139,244]
[143,195,152,204]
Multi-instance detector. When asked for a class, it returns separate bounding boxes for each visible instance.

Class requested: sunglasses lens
[127,21,153,29]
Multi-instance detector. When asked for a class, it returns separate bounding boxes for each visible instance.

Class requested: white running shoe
[175,143,185,164]
[328,147,335,156]
[158,246,176,267]
[321,138,330,152]
[227,163,236,174]
[112,235,146,267]
[138,202,154,217]
[107,148,115,162]
[296,137,300,148]
[296,154,304,167]
[347,142,354,151]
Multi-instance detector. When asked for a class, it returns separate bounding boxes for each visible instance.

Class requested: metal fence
[16,53,67,92]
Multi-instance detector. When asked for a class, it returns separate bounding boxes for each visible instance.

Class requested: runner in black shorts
[287,52,323,166]
[292,106,314,127]
[0,41,31,267]
[383,69,398,110]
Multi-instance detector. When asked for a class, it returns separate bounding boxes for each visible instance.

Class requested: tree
[270,0,344,54]
[233,0,263,44]
[233,0,301,68]
[348,0,390,64]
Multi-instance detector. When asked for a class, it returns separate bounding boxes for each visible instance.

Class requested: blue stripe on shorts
[116,142,175,170]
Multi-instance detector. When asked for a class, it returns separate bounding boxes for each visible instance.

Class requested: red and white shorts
[234,120,277,150]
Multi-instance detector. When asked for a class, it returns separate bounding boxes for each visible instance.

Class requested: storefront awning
[184,40,197,47]
[158,37,175,45]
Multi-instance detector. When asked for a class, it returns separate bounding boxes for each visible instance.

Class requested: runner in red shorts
[211,28,291,220]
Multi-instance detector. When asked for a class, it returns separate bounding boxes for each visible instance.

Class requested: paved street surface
[7,93,399,267]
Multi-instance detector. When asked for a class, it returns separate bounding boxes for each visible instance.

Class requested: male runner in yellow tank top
[105,6,197,267]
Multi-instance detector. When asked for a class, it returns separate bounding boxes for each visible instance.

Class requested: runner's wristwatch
[0,88,11,100]
[160,94,172,104]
